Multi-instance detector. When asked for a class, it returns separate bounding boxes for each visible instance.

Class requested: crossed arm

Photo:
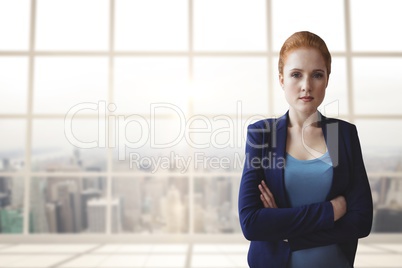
[238,123,373,250]
[258,180,347,221]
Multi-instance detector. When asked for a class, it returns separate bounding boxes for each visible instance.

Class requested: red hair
[278,31,331,77]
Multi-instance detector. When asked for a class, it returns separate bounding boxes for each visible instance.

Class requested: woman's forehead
[283,48,327,71]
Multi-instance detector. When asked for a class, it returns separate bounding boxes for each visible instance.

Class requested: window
[350,0,402,51]
[0,120,26,172]
[0,58,29,114]
[353,58,402,115]
[193,0,267,51]
[115,0,188,51]
[0,0,31,51]
[36,0,109,51]
[271,0,346,52]
[0,0,401,236]
[193,57,268,114]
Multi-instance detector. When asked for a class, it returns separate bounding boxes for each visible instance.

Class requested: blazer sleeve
[288,125,373,251]
[239,123,335,242]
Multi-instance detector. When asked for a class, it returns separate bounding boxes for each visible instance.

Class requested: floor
[0,243,401,268]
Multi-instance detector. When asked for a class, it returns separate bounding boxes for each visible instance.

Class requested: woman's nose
[301,78,312,92]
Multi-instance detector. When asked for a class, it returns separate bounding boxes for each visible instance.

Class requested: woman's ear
[279,73,284,89]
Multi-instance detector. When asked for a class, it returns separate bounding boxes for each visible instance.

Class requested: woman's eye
[313,73,324,79]
[291,72,301,78]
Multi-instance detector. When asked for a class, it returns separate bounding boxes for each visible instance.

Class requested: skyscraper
[0,208,23,233]
[87,198,122,233]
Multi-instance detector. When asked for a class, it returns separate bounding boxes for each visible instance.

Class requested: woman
[238,31,373,268]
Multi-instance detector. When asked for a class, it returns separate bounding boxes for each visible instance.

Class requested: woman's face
[279,47,329,116]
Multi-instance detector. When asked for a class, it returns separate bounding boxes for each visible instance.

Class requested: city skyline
[1,142,401,234]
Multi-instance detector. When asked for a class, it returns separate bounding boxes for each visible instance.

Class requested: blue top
[285,151,351,268]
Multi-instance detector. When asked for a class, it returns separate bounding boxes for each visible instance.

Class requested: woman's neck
[288,109,319,129]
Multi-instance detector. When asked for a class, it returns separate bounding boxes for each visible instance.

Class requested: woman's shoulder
[321,115,357,131]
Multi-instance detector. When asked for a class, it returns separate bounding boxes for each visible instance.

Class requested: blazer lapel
[268,111,348,207]
[269,112,289,208]
[321,113,350,199]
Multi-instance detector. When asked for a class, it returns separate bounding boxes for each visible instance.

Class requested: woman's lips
[299,96,314,102]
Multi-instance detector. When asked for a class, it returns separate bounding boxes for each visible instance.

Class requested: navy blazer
[238,111,373,268]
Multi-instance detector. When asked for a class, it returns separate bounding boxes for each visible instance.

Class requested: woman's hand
[330,195,347,221]
[258,180,278,208]
[259,180,347,221]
